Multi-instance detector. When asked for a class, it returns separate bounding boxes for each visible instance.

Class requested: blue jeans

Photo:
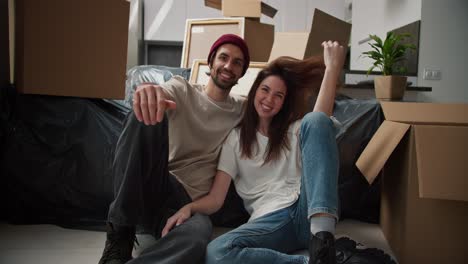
[206,112,339,264]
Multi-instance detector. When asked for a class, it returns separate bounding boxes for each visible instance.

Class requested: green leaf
[361,31,416,75]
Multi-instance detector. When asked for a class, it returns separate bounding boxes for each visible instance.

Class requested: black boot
[335,237,396,264]
[98,223,136,264]
[309,231,337,264]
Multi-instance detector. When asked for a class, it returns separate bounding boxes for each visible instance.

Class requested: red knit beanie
[207,34,250,76]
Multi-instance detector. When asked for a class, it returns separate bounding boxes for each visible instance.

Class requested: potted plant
[361,32,416,100]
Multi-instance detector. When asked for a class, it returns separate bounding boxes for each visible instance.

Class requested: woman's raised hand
[321,40,346,74]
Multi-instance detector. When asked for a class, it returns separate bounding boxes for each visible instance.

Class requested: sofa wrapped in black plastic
[0,65,382,227]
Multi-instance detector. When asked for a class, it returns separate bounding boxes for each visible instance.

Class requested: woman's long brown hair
[238,55,325,164]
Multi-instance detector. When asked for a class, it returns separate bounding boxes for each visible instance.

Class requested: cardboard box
[181,18,274,68]
[204,0,277,18]
[14,0,130,99]
[356,102,468,264]
[1,0,9,88]
[269,8,351,62]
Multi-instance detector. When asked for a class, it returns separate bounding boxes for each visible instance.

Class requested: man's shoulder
[163,75,207,97]
[164,75,190,87]
[228,94,247,108]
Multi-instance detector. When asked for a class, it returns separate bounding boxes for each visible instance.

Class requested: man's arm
[133,83,177,125]
[161,170,232,237]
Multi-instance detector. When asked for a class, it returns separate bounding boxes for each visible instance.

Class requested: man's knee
[166,213,212,247]
[188,213,213,239]
[124,112,168,132]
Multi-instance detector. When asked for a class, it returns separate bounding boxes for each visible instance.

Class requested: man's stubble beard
[211,68,239,91]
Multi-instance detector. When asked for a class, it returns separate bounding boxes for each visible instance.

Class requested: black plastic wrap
[1,94,129,225]
[0,66,190,226]
[123,65,191,108]
[0,65,382,226]
[333,94,383,223]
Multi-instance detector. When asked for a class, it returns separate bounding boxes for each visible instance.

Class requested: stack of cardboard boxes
[183,3,351,97]
[182,2,352,68]
[181,0,276,69]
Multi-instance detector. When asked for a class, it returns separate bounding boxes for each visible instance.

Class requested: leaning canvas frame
[180,18,244,68]
[190,59,267,97]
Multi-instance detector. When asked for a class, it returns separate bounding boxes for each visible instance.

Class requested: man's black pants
[107,112,248,264]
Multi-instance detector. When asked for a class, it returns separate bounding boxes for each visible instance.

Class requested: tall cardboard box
[181,18,274,68]
[204,0,277,19]
[357,102,468,264]
[269,9,351,62]
[14,0,130,99]
[1,0,10,88]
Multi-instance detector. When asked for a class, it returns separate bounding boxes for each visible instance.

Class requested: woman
[162,41,346,264]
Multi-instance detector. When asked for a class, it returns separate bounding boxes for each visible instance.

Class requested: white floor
[0,219,395,264]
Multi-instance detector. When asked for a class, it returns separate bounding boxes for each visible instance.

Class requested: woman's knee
[300,112,338,149]
[205,237,231,264]
[301,111,332,130]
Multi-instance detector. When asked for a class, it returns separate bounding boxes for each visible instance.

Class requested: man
[98,34,250,264]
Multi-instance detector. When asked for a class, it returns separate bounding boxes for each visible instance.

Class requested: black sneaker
[309,231,337,264]
[98,223,136,264]
[335,237,396,264]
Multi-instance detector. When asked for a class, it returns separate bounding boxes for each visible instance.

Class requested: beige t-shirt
[160,76,245,200]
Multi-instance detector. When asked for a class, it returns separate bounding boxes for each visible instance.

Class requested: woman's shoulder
[288,119,303,135]
[226,127,241,144]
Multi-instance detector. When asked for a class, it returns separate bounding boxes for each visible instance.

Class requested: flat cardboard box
[356,102,468,264]
[181,18,274,68]
[204,0,277,18]
[269,8,351,61]
[14,0,129,99]
[268,32,310,61]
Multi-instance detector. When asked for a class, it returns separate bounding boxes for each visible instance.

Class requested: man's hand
[161,205,192,237]
[133,83,177,125]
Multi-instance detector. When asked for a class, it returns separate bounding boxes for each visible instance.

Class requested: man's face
[209,44,245,91]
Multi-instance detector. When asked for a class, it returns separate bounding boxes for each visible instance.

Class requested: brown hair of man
[238,55,326,164]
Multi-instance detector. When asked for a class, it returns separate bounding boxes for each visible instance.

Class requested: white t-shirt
[218,120,303,221]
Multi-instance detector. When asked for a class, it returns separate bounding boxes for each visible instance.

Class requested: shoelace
[315,248,329,263]
[336,243,363,263]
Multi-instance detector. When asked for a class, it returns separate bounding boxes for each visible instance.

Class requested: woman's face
[254,75,287,123]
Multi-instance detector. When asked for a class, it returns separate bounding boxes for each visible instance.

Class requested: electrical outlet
[432,70,442,80]
[423,68,442,80]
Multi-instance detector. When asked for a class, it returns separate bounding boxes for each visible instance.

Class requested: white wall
[350,0,421,72]
[127,0,142,70]
[141,0,468,102]
[417,0,468,102]
[143,0,345,41]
